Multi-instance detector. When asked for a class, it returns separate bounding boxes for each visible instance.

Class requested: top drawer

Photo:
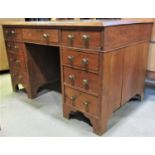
[61,30,102,50]
[22,28,59,44]
[3,28,22,41]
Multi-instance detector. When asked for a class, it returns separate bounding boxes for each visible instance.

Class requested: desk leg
[90,118,109,136]
[12,84,19,92]
[27,87,37,99]
[63,104,109,136]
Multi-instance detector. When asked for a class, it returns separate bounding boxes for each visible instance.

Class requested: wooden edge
[2,20,153,27]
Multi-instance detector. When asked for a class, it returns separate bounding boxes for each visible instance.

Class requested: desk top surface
[2,20,152,27]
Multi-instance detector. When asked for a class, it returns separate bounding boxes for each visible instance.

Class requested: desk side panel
[103,23,152,51]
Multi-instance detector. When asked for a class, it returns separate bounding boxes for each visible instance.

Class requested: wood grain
[62,47,99,72]
[61,30,101,50]
[104,24,152,50]
[2,21,152,135]
[121,42,149,104]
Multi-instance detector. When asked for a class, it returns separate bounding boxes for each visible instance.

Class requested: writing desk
[3,20,152,135]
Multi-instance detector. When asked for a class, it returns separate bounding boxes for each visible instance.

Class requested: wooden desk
[2,20,152,135]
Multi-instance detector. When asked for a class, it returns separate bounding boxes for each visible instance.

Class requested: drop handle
[82,58,88,65]
[82,34,90,41]
[67,34,74,40]
[83,101,90,112]
[5,30,9,34]
[7,44,12,48]
[68,75,75,81]
[83,79,89,88]
[11,30,16,35]
[70,96,77,106]
[15,60,21,63]
[14,45,19,49]
[67,56,74,62]
[43,33,49,38]
[10,58,14,62]
[18,75,23,79]
[12,73,16,77]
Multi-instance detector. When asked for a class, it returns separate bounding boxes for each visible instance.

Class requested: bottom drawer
[11,72,28,85]
[64,86,99,117]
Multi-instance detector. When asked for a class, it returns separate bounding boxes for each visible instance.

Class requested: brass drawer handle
[82,35,90,47]
[11,30,16,35]
[82,58,88,65]
[67,34,74,40]
[5,30,9,35]
[82,34,90,41]
[67,56,74,63]
[70,96,77,106]
[12,73,16,77]
[83,79,89,88]
[10,58,14,62]
[15,60,21,63]
[67,34,74,45]
[43,33,49,39]
[68,75,75,81]
[83,101,90,112]
[14,45,19,49]
[7,44,12,48]
[18,75,23,79]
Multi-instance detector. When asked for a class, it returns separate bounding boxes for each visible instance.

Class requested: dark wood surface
[2,20,153,135]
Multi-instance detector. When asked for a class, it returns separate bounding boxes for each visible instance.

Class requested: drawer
[62,47,99,72]
[4,28,22,41]
[61,30,101,50]
[22,28,59,44]
[11,71,27,84]
[6,42,25,55]
[64,86,99,117]
[64,67,99,95]
[8,53,26,73]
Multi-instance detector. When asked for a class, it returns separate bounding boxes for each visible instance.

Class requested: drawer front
[8,53,26,73]
[4,28,22,41]
[22,28,59,43]
[64,67,99,95]
[62,48,99,72]
[65,86,99,117]
[61,30,101,50]
[6,42,25,55]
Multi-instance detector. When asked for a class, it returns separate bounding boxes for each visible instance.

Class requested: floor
[0,73,155,137]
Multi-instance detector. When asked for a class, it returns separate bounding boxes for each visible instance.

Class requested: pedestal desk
[2,20,152,135]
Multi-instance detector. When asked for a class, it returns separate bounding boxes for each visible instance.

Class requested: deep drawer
[64,86,99,117]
